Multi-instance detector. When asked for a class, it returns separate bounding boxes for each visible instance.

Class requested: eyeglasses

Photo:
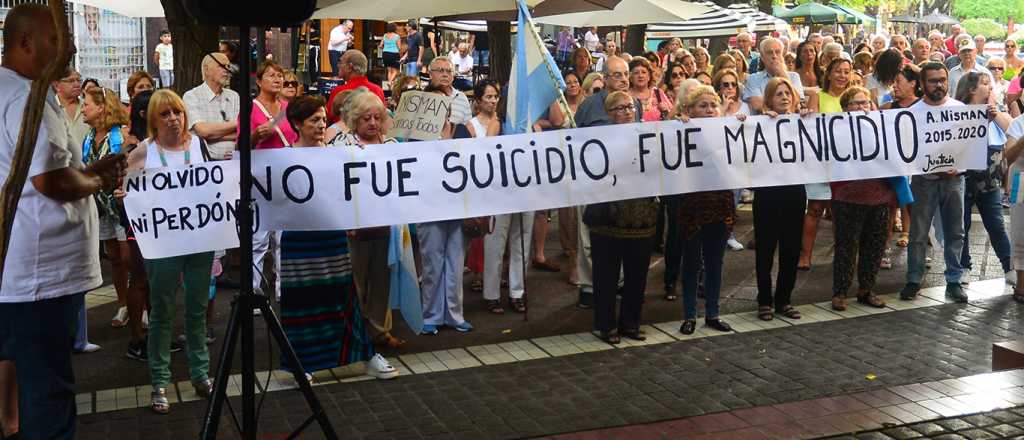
[430,67,453,74]
[989,66,1005,71]
[670,72,685,78]
[283,81,299,88]
[60,77,82,83]
[847,99,871,107]
[719,81,737,88]
[608,104,636,114]
[607,71,628,79]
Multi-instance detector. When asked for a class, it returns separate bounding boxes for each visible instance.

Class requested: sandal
[777,305,801,319]
[470,279,483,292]
[509,298,527,314]
[831,294,847,311]
[376,334,407,349]
[151,388,170,414]
[486,299,505,315]
[879,257,892,270]
[757,305,774,321]
[896,233,909,247]
[111,306,128,328]
[857,292,886,308]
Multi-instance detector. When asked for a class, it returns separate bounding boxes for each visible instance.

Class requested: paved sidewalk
[823,406,1024,439]
[76,289,1024,440]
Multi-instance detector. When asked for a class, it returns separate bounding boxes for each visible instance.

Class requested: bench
[993,340,1024,371]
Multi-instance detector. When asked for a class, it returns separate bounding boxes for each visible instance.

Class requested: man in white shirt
[584,26,600,52]
[448,43,474,91]
[741,37,804,113]
[328,19,354,78]
[0,5,125,439]
[427,56,472,126]
[948,39,994,97]
[900,62,968,303]
[183,53,240,161]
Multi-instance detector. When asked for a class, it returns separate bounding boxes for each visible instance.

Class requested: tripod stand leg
[257,296,339,439]
[201,295,243,440]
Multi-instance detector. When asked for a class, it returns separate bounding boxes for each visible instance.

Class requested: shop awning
[725,3,788,33]
[775,2,859,25]
[645,1,755,39]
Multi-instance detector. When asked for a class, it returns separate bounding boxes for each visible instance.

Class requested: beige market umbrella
[534,0,711,27]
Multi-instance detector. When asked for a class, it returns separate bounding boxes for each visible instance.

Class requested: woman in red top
[829,86,891,311]
[627,57,672,122]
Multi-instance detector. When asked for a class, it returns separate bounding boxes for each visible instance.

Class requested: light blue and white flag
[387,224,423,334]
[504,0,567,135]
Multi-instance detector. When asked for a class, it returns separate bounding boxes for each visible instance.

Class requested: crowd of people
[2,1,1024,435]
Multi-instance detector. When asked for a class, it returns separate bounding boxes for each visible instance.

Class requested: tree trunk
[161,0,220,96]
[624,24,645,55]
[487,21,512,84]
[707,0,734,60]
[757,0,772,15]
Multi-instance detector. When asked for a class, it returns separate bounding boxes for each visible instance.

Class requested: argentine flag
[387,224,423,334]
[504,0,567,135]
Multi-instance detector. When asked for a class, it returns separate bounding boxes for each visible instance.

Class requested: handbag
[582,202,613,227]
[462,216,492,238]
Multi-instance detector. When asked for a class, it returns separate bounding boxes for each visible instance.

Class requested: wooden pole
[0,0,71,288]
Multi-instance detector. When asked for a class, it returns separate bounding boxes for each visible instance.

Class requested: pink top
[1009,77,1022,96]
[238,98,298,149]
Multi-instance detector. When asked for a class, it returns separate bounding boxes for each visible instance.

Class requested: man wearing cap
[944,33,973,69]
[948,37,994,97]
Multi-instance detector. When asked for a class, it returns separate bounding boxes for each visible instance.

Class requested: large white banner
[123,161,241,259]
[125,106,990,258]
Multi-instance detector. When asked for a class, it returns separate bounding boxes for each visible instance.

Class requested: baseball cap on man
[958,38,976,52]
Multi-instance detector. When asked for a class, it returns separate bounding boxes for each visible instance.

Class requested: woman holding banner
[954,72,1015,286]
[676,86,733,335]
[883,66,922,250]
[120,89,215,414]
[585,91,659,344]
[330,89,409,351]
[829,87,893,311]
[753,78,808,321]
[278,94,399,379]
[800,58,855,271]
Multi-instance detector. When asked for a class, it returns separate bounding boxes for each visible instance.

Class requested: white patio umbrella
[533,0,711,27]
[69,0,620,20]
[645,1,754,39]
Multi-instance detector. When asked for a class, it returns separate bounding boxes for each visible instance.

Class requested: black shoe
[679,320,696,335]
[206,328,216,345]
[577,289,593,309]
[215,275,240,289]
[619,328,646,341]
[946,282,968,303]
[899,283,921,300]
[170,339,185,353]
[598,330,620,344]
[705,318,733,333]
[126,341,148,362]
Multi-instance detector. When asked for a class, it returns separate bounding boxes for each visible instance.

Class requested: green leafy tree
[952,0,1024,22]
[961,18,1007,40]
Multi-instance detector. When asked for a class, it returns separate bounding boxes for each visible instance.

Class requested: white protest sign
[252,105,990,232]
[122,161,241,259]
[390,91,452,140]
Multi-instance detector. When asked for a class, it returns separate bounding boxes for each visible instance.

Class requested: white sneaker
[76,343,101,353]
[726,237,745,251]
[366,354,399,380]
[142,310,149,329]
[1007,271,1017,286]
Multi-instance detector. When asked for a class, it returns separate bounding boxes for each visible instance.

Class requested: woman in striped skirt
[278,95,398,379]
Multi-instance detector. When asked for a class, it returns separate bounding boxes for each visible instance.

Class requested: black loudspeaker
[184,0,316,27]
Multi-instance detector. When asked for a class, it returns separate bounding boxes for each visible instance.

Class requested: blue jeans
[962,187,1013,273]
[72,294,89,351]
[0,293,81,440]
[907,176,965,284]
[159,69,173,88]
[405,62,419,77]
[682,221,727,320]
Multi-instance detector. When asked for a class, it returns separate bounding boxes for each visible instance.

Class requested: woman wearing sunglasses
[280,69,303,102]
[1004,40,1021,82]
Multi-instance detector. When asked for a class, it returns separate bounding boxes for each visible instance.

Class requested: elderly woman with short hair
[277,94,398,381]
[584,91,659,344]
[327,88,408,350]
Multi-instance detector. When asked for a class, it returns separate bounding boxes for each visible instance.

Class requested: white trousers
[252,230,281,300]
[484,213,535,300]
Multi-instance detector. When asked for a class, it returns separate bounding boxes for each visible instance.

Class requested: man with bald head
[741,37,804,113]
[183,52,240,160]
[326,49,385,123]
[913,38,932,65]
[0,4,125,439]
[575,56,641,127]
